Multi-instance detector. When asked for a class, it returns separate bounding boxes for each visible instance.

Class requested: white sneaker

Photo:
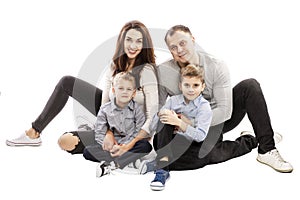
[240,131,282,144]
[111,159,146,175]
[6,133,42,146]
[96,161,116,178]
[257,149,293,173]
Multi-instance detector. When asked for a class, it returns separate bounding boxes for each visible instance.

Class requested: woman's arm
[101,63,114,105]
[139,64,159,134]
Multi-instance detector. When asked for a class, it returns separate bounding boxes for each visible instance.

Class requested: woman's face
[124,29,143,60]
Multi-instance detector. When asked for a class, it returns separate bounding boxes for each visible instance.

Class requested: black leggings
[32,76,102,133]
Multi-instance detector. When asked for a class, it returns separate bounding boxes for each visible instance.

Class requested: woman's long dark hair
[112,20,156,77]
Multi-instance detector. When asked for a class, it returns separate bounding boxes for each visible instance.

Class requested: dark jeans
[83,140,152,168]
[154,78,274,171]
[154,124,257,171]
[223,78,275,154]
[32,76,102,133]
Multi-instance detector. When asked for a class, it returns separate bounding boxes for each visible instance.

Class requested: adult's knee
[57,132,79,151]
[240,78,262,95]
[57,75,75,94]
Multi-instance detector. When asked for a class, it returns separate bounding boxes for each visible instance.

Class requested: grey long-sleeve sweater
[157,51,232,126]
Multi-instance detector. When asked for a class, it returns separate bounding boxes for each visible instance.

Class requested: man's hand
[102,130,117,151]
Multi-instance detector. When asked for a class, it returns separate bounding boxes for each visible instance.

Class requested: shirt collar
[178,94,203,106]
[111,98,135,111]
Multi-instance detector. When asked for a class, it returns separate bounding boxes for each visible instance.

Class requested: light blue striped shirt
[150,94,212,142]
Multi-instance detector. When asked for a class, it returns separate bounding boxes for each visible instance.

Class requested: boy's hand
[102,130,117,151]
[159,110,181,126]
[177,114,193,126]
[110,144,130,157]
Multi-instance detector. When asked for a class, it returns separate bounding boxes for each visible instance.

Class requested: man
[155,25,293,176]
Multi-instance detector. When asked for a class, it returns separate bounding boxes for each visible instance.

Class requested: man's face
[166,31,196,66]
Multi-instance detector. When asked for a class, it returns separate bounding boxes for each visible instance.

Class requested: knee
[57,133,79,151]
[59,75,75,85]
[82,147,89,160]
[57,76,75,92]
[245,78,259,86]
[241,78,262,94]
[140,140,153,153]
[83,146,97,161]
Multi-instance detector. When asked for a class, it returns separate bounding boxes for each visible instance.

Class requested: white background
[0,0,299,199]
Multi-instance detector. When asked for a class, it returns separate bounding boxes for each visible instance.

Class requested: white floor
[0,119,299,199]
[1,0,300,199]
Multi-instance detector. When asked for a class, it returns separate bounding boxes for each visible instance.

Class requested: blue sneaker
[150,169,170,191]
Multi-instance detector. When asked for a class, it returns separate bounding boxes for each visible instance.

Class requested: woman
[6,20,159,156]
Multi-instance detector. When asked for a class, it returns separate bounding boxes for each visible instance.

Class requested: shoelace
[19,133,38,140]
[270,149,286,163]
[16,133,27,140]
[153,171,168,184]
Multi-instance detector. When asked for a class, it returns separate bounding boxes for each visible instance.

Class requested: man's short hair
[164,25,192,43]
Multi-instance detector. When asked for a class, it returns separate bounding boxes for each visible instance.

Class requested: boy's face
[179,76,205,103]
[166,31,196,66]
[112,79,136,106]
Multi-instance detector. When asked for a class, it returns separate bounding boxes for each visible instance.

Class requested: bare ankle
[26,128,40,139]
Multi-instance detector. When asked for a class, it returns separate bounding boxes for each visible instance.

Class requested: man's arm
[210,60,232,126]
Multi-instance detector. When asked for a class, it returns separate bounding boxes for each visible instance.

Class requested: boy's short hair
[113,72,136,88]
[180,64,205,83]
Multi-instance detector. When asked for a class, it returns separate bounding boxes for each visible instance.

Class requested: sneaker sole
[6,140,42,147]
[150,175,170,191]
[256,158,293,173]
[150,185,165,191]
